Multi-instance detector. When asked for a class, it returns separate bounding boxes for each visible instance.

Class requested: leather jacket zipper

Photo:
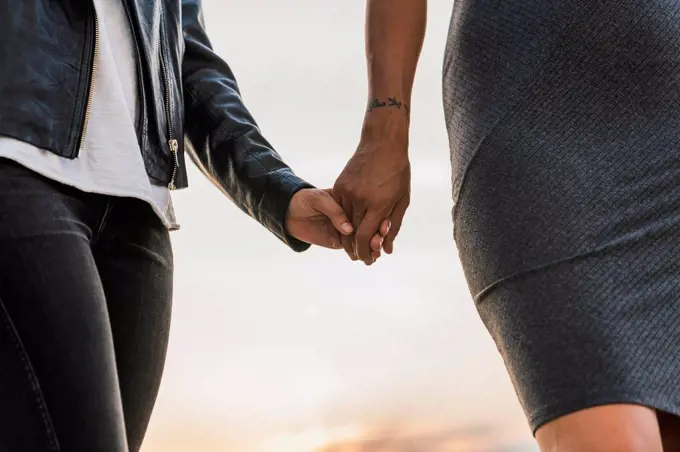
[158,15,179,190]
[79,4,100,152]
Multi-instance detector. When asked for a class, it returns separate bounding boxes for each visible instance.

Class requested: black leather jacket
[0,0,312,251]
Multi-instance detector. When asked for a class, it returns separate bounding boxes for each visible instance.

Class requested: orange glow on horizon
[142,420,532,452]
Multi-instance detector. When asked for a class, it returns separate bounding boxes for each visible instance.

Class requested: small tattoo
[367,97,410,113]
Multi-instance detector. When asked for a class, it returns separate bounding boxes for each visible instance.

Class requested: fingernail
[341,222,353,234]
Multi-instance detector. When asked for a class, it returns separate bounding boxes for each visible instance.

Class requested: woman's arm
[332,0,427,265]
[181,0,313,252]
[362,0,427,136]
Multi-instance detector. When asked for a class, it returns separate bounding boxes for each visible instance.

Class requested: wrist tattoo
[367,97,410,114]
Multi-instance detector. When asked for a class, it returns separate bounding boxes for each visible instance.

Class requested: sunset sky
[141,1,538,451]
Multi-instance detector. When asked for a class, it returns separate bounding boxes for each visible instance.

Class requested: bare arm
[332,0,427,265]
[362,0,427,138]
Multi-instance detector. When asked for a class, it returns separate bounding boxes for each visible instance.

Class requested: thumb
[313,190,354,235]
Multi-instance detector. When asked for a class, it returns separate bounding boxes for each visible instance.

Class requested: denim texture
[0,158,173,451]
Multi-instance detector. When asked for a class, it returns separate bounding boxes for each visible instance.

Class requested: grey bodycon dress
[443,0,680,433]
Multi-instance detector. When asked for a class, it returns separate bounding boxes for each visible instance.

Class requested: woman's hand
[286,188,390,259]
[332,130,411,264]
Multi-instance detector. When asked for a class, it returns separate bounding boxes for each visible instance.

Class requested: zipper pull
[168,139,179,190]
[169,139,179,163]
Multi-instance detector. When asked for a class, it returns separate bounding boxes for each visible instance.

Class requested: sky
[141,1,538,451]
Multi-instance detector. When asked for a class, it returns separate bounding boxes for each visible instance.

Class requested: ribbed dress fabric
[443,0,680,432]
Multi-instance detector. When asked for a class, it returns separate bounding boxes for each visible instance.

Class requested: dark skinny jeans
[0,158,173,452]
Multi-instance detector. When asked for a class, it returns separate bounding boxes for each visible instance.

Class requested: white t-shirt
[0,0,178,230]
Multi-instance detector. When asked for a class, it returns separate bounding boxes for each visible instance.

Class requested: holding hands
[285,188,391,258]
[284,0,421,264]
[285,109,411,265]
[331,118,411,265]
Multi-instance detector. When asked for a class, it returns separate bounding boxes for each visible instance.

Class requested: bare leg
[535,404,663,452]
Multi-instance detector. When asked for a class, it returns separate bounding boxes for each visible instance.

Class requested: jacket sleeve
[181,0,312,252]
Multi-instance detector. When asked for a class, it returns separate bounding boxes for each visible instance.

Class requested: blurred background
[142,1,537,450]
